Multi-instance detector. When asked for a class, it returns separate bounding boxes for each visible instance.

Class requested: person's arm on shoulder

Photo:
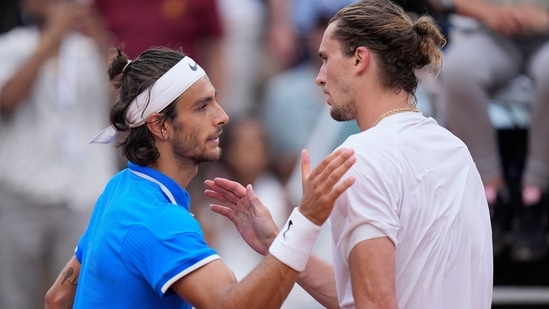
[513,3,549,35]
[451,0,523,36]
[45,255,81,309]
[190,148,355,308]
[451,0,497,20]
[349,237,397,309]
[453,0,549,35]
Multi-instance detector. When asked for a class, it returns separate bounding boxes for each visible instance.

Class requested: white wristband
[269,207,322,271]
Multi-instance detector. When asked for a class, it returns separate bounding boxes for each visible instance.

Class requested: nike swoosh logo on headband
[188,61,198,71]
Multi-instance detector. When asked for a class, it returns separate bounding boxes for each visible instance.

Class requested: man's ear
[353,46,370,74]
[146,113,167,141]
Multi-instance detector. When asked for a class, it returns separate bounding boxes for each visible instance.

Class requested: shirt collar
[127,161,191,211]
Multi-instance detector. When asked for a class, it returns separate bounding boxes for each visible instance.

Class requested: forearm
[0,34,55,115]
[224,255,298,309]
[452,0,495,20]
[453,0,549,35]
[231,209,327,308]
[45,256,80,309]
[297,254,340,309]
[175,255,299,309]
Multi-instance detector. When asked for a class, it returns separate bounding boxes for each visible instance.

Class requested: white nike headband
[89,56,206,144]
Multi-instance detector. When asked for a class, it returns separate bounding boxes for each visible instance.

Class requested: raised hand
[204,147,356,253]
[39,2,109,58]
[204,179,278,255]
[41,3,87,55]
[298,147,356,226]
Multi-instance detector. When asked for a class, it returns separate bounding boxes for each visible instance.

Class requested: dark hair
[329,0,445,99]
[107,47,185,166]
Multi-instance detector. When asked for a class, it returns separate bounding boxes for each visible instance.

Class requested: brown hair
[107,47,184,166]
[329,0,445,98]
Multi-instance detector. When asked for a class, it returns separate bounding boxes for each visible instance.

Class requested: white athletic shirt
[329,112,493,309]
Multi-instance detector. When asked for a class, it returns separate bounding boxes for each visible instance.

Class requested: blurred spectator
[216,0,268,117]
[267,0,360,70]
[440,0,549,262]
[392,0,454,38]
[0,0,118,308]
[92,0,225,102]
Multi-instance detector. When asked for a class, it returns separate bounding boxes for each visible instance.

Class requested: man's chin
[330,107,354,122]
[330,111,345,122]
[195,150,221,164]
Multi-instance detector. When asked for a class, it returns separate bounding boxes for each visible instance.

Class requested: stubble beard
[172,126,221,166]
[330,98,354,122]
[177,140,221,165]
[329,80,355,122]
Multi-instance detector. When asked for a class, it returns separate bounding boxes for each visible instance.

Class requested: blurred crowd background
[0,0,548,308]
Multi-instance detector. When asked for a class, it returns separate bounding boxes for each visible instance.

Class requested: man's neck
[151,158,198,189]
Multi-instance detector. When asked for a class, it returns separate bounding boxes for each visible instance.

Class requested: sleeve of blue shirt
[121,206,218,297]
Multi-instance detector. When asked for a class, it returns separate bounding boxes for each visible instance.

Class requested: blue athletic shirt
[73,162,220,308]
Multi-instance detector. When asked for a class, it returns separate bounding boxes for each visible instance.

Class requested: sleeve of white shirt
[334,148,401,262]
